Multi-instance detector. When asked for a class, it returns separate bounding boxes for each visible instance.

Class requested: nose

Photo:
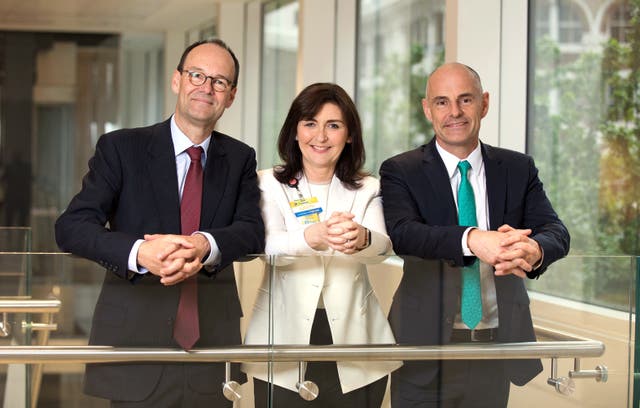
[199,77,215,93]
[450,102,463,117]
[318,127,329,141]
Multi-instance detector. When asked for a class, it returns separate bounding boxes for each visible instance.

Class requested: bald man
[380,63,570,407]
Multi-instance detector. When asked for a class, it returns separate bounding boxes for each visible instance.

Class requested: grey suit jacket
[55,118,265,401]
[379,138,570,386]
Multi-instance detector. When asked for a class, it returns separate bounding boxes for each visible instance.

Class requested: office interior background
[0,0,637,406]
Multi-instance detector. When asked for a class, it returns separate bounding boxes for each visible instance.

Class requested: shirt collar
[435,140,483,179]
[170,115,211,157]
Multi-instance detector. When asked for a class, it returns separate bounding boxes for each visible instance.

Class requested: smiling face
[171,43,237,141]
[296,102,351,179]
[422,63,489,159]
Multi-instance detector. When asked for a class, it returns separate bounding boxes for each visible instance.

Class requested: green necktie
[457,160,482,329]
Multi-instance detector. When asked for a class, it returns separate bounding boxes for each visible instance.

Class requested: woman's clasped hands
[304,211,367,254]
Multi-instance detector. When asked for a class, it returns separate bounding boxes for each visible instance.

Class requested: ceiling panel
[0,0,244,33]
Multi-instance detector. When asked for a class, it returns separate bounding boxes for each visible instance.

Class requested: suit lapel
[201,131,228,228]
[482,143,506,230]
[147,120,181,233]
[423,140,458,225]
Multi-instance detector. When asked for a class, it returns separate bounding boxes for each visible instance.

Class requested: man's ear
[171,70,181,94]
[225,86,238,108]
[422,98,433,122]
[481,91,490,118]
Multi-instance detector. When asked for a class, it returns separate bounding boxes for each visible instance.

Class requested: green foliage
[598,0,640,256]
[530,39,604,256]
[358,44,443,173]
[528,0,639,309]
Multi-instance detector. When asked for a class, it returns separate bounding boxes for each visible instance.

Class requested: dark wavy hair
[274,83,367,190]
[176,38,240,86]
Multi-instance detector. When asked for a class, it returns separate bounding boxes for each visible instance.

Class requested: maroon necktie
[173,146,203,350]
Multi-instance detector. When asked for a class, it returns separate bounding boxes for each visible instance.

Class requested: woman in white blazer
[243,83,401,407]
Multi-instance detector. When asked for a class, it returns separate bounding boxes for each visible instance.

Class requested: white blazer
[243,169,401,394]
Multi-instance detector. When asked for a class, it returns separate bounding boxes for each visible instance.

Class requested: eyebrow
[300,118,345,124]
[431,93,476,101]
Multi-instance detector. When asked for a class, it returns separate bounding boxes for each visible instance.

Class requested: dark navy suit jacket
[380,138,570,386]
[55,118,264,401]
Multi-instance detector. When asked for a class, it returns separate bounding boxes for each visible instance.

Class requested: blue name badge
[290,197,323,225]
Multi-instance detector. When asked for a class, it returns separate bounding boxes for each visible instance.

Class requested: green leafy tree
[528,0,639,308]
[599,0,640,256]
[358,44,443,173]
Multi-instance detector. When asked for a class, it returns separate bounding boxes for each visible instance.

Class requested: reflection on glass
[0,253,633,407]
[259,0,299,169]
[527,0,638,309]
[356,0,445,172]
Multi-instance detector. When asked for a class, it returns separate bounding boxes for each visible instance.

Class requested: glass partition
[0,253,634,407]
[0,228,32,408]
[0,227,31,298]
[520,255,635,407]
[635,256,639,408]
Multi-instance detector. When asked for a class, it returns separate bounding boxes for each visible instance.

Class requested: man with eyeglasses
[55,38,264,407]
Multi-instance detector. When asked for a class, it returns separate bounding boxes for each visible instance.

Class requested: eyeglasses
[179,69,234,92]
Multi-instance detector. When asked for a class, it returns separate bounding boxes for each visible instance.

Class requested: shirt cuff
[195,231,221,267]
[128,239,148,275]
[461,227,475,256]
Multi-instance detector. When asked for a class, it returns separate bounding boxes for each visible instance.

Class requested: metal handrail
[0,297,62,408]
[0,299,61,313]
[0,340,604,364]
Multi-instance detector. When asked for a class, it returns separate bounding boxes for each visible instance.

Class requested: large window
[604,1,634,42]
[356,0,445,173]
[258,0,299,170]
[534,0,591,62]
[527,0,638,309]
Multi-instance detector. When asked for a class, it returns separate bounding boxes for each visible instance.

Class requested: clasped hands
[467,224,542,279]
[304,211,367,254]
[137,233,211,286]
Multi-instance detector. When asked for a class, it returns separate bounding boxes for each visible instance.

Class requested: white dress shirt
[127,115,221,273]
[435,141,499,330]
